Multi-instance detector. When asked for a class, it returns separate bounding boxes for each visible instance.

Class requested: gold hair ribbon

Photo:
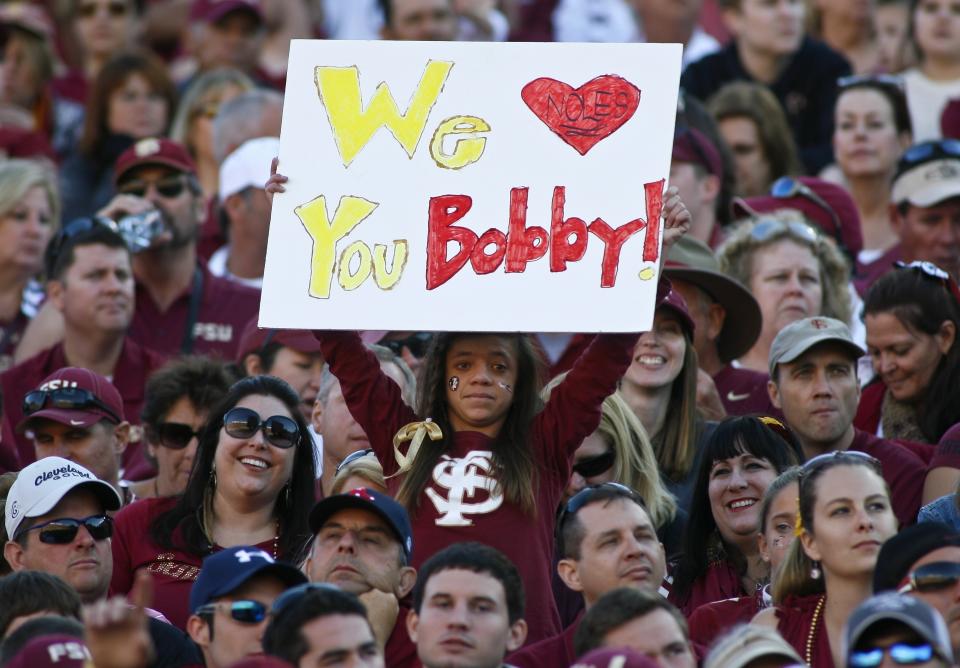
[793,500,805,537]
[390,419,443,477]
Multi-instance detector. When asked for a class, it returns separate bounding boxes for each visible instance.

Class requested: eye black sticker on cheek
[448,376,459,391]
[498,381,513,393]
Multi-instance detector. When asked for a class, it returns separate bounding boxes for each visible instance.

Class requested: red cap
[190,0,262,23]
[114,138,197,184]
[658,288,696,337]
[672,127,723,180]
[733,177,863,257]
[18,367,125,433]
[5,635,90,668]
[942,99,960,139]
[236,318,323,364]
[0,3,54,41]
[571,647,658,668]
[0,127,56,162]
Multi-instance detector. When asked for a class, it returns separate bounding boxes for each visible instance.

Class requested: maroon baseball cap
[0,127,56,162]
[5,635,91,668]
[18,367,125,433]
[942,99,960,139]
[236,318,323,364]
[732,177,863,258]
[571,648,658,668]
[672,127,723,180]
[657,288,696,337]
[190,0,262,23]
[114,138,197,184]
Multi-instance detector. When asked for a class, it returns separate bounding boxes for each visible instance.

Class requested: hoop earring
[810,561,822,580]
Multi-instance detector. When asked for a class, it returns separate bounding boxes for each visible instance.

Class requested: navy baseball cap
[309,488,413,561]
[189,546,307,614]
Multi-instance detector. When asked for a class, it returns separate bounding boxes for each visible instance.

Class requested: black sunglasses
[335,448,374,476]
[223,407,300,449]
[16,514,113,544]
[558,482,642,531]
[118,175,188,199]
[150,422,203,450]
[196,600,268,624]
[849,643,934,667]
[899,561,960,594]
[23,387,121,423]
[571,450,616,478]
[381,333,432,359]
[271,583,341,618]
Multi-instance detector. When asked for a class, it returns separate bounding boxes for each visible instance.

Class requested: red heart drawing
[521,75,641,155]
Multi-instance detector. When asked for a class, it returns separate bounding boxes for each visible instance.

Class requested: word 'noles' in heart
[521,75,641,155]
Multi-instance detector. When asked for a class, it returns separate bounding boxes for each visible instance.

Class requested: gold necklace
[805,594,826,666]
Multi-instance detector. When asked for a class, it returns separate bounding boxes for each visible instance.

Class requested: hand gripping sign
[261,40,682,333]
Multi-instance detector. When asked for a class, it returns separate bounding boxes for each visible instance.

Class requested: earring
[810,561,822,580]
[283,481,292,508]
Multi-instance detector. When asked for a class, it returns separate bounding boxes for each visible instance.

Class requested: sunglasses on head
[16,514,113,544]
[898,561,960,594]
[196,600,268,624]
[47,217,119,270]
[381,333,432,359]
[77,1,129,18]
[117,175,188,199]
[23,387,121,423]
[571,450,616,478]
[150,422,203,450]
[335,448,374,476]
[769,177,845,246]
[838,73,905,91]
[223,407,300,449]
[849,643,934,667]
[271,583,341,618]
[800,450,881,483]
[901,139,960,167]
[749,217,822,246]
[895,260,960,305]
[558,482,642,532]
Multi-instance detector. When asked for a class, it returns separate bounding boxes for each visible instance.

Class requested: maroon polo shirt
[129,263,259,360]
[509,612,581,668]
[854,244,902,298]
[0,338,165,480]
[712,365,780,418]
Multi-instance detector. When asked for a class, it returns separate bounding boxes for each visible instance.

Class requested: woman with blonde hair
[330,450,387,495]
[754,451,898,667]
[0,159,58,372]
[718,211,853,373]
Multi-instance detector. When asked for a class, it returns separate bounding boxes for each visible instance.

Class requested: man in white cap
[4,456,121,602]
[209,136,280,288]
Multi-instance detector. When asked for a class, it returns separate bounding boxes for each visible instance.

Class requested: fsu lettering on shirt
[319,320,655,645]
[129,264,259,359]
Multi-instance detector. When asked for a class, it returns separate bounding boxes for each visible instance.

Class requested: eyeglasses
[849,643,934,667]
[335,448,374,476]
[901,139,960,167]
[895,260,960,305]
[23,387,121,424]
[150,422,203,450]
[77,1,129,18]
[223,407,300,449]
[571,450,616,478]
[749,217,822,246]
[838,73,905,91]
[271,583,340,618]
[15,514,113,544]
[381,333,432,359]
[117,175,188,199]
[195,600,268,624]
[898,561,960,594]
[769,177,845,248]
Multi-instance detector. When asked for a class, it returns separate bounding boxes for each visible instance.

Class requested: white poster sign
[260,39,682,332]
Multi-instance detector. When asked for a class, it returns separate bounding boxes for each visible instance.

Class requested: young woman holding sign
[266,166,691,643]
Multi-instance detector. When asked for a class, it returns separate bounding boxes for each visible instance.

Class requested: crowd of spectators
[2,0,960,667]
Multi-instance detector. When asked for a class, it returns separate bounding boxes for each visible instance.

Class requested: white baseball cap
[219,136,280,202]
[5,457,122,540]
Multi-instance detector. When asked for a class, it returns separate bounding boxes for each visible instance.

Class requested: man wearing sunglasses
[98,137,259,359]
[874,523,960,658]
[187,545,307,668]
[510,483,667,668]
[767,316,927,527]
[5,367,134,504]
[0,221,164,482]
[305,487,418,666]
[887,140,960,283]
[844,593,954,668]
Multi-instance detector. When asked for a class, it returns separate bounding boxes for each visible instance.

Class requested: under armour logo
[350,488,376,502]
[234,549,273,564]
[426,450,503,527]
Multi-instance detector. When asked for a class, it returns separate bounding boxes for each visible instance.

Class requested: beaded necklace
[805,594,826,666]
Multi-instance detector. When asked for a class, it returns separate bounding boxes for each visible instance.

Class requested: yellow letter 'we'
[315,60,454,167]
